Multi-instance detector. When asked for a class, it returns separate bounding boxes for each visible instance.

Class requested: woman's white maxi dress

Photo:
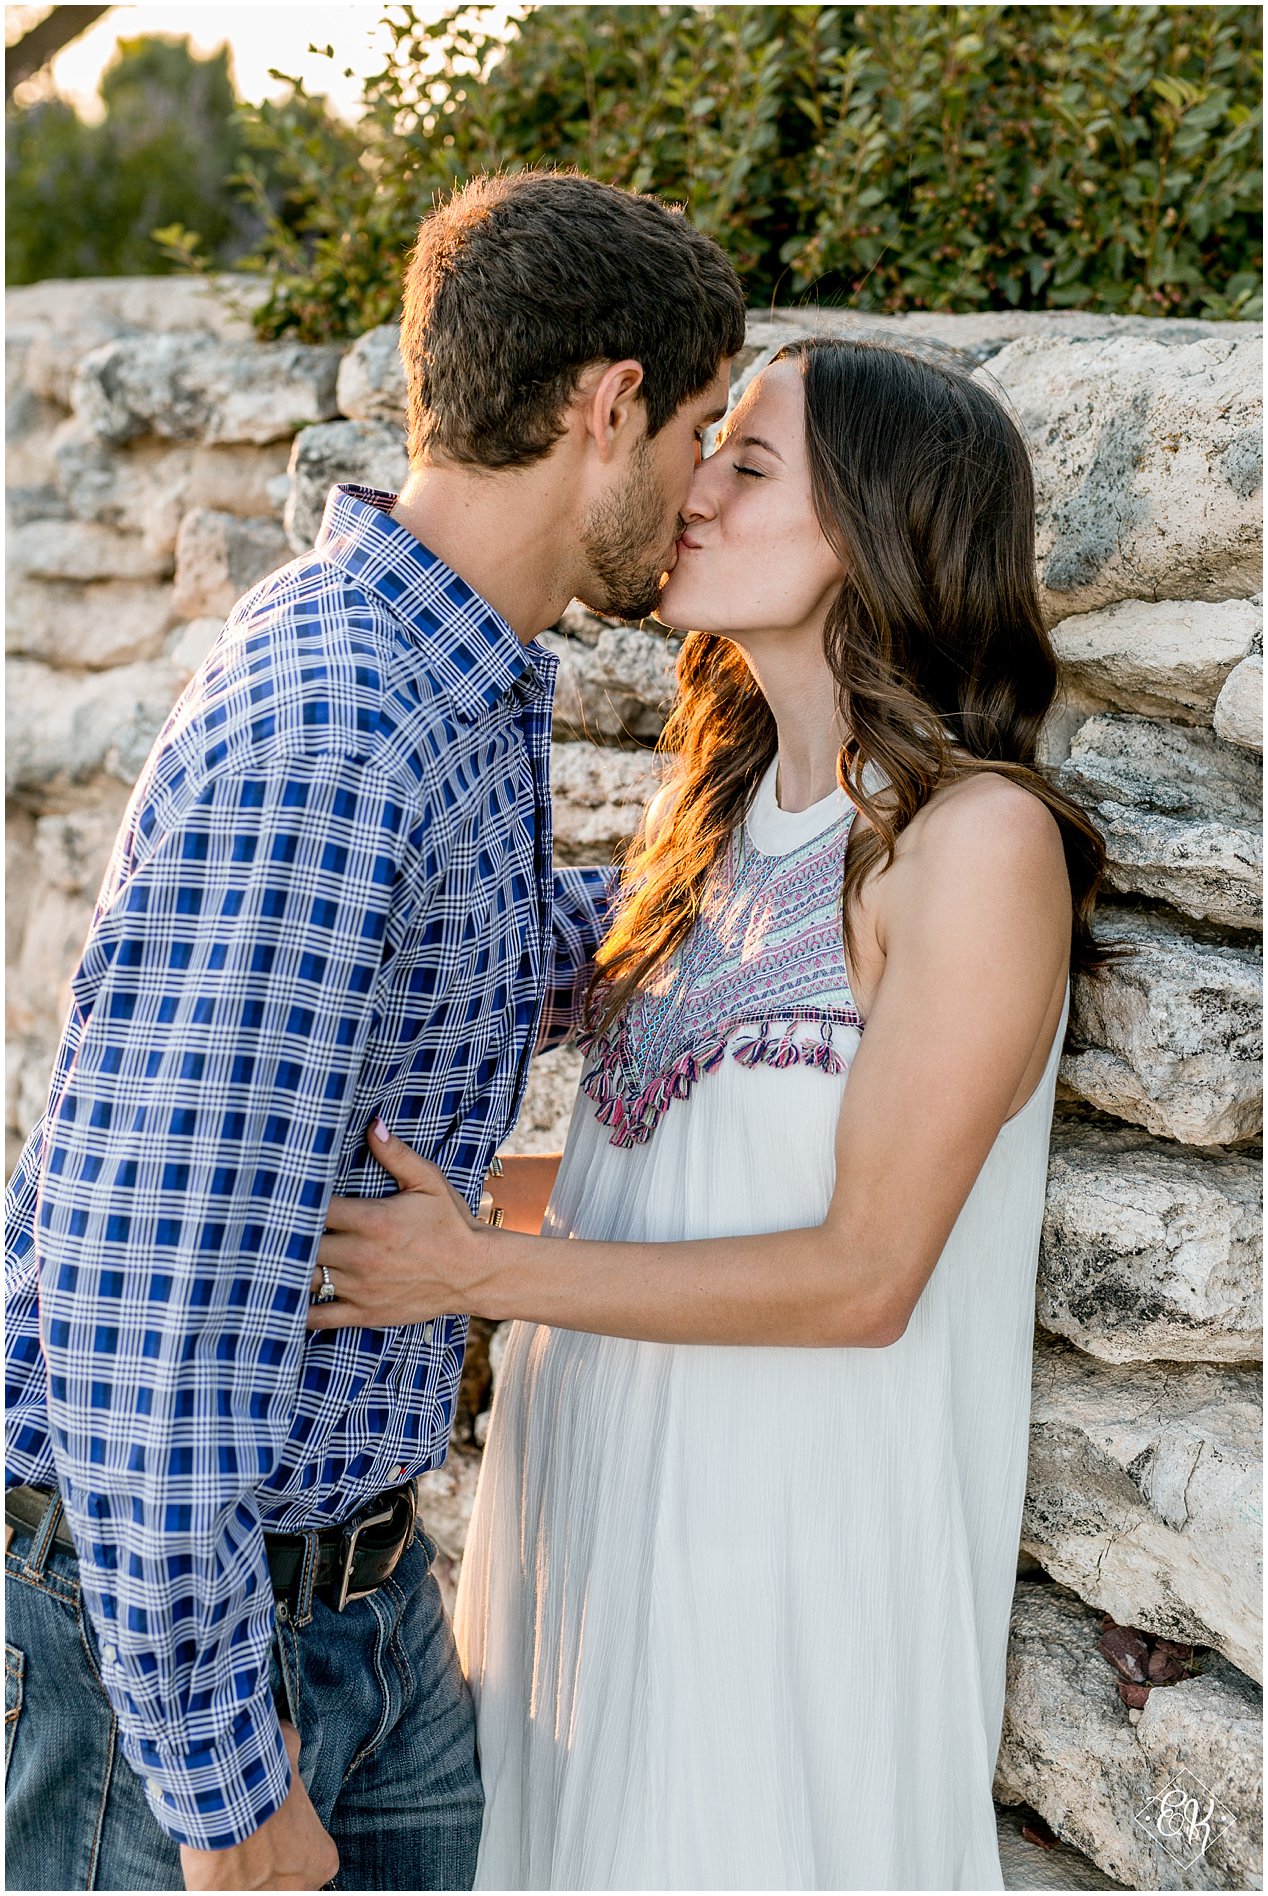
[454,754,1070,1891]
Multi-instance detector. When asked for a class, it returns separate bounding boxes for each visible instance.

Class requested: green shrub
[7,37,253,282]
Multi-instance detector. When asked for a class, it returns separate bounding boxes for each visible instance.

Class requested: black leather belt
[5,1480,419,1616]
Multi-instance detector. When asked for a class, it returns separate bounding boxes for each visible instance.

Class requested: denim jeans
[5,1495,483,1891]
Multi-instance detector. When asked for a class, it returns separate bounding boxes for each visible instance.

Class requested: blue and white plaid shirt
[5,486,614,1849]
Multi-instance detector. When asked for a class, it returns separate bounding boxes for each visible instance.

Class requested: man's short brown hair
[400,169,747,469]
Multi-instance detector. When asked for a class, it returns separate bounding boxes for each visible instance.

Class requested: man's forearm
[471,1221,898,1348]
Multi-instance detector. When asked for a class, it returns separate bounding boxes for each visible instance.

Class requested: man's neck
[390,460,582,644]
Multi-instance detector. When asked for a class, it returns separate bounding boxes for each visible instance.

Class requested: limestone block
[982,334,1262,621]
[550,742,663,864]
[1213,655,1263,754]
[504,1044,585,1155]
[1022,1342,1262,1680]
[8,1038,54,1150]
[284,419,408,553]
[33,796,130,899]
[996,1581,1262,1890]
[5,657,182,797]
[6,576,176,669]
[1057,716,1261,930]
[53,426,293,557]
[6,386,66,487]
[8,518,171,585]
[165,618,227,686]
[8,881,94,1044]
[1040,1118,1261,1365]
[336,324,407,423]
[1051,598,1261,722]
[6,274,266,403]
[5,809,36,970]
[72,332,343,449]
[993,1802,1119,1889]
[591,624,679,713]
[538,630,663,744]
[172,508,292,621]
[1061,908,1261,1147]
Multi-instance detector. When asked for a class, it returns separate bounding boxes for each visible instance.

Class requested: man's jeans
[5,1496,483,1891]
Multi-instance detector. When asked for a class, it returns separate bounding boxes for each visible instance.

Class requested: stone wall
[5,278,1262,1888]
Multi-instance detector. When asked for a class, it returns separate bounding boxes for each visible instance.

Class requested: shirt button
[145,1779,163,1799]
[422,1321,435,1344]
[101,1643,117,1664]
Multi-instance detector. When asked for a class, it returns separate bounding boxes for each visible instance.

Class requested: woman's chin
[652,579,697,633]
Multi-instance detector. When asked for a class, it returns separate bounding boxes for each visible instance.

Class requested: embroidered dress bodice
[578,753,863,1147]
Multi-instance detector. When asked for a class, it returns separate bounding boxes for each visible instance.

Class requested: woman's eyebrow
[735,433,784,461]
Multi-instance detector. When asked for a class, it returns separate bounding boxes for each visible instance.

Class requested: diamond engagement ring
[314,1263,336,1305]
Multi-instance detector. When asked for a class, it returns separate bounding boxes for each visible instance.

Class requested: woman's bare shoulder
[905,769,1065,873]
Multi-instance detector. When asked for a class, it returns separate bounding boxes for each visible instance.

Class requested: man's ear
[578,358,646,464]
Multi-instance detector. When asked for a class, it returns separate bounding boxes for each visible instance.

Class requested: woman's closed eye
[734,464,765,478]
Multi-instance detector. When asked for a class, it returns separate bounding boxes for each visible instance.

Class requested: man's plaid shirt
[4,486,614,1849]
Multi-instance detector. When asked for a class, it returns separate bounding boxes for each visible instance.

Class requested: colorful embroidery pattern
[578,802,865,1148]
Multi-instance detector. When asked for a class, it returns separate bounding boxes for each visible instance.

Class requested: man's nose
[681,463,719,523]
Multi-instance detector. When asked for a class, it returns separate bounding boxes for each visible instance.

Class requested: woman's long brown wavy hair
[584,336,1116,1040]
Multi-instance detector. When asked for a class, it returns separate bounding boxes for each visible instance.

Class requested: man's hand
[179,1721,339,1891]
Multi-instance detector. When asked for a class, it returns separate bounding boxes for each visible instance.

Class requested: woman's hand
[306,1121,490,1332]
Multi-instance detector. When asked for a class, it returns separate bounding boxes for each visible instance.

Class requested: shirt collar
[315,484,556,720]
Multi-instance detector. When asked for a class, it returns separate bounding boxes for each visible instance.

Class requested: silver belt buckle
[334,1496,401,1613]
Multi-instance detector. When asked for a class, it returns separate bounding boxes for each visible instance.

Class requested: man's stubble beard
[577,439,681,622]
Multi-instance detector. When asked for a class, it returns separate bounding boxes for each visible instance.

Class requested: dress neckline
[744,753,853,858]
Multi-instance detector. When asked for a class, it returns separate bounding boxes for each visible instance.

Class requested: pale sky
[39,3,455,121]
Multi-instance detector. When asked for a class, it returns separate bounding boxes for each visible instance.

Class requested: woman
[308,338,1112,1889]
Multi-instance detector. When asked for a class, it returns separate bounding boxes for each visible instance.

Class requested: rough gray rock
[7,274,266,400]
[1050,598,1261,722]
[540,621,677,743]
[336,324,408,423]
[7,386,71,487]
[284,419,408,553]
[994,1803,1121,1890]
[165,617,227,686]
[1057,716,1261,929]
[1040,1118,1261,1365]
[6,576,176,670]
[5,656,183,797]
[172,509,292,621]
[982,335,1262,622]
[72,332,343,450]
[504,1044,584,1155]
[1022,1342,1262,1681]
[1213,655,1263,753]
[7,518,172,585]
[539,630,662,743]
[996,1581,1262,1891]
[53,425,291,557]
[550,742,663,863]
[1061,908,1261,1147]
[34,800,129,898]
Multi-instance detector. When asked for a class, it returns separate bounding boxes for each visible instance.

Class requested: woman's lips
[676,534,702,552]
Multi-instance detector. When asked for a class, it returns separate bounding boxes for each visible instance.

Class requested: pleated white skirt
[454,988,1068,1890]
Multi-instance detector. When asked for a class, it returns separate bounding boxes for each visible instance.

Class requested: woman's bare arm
[310,778,1070,1348]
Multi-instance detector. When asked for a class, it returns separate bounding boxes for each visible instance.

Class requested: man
[4,168,743,1891]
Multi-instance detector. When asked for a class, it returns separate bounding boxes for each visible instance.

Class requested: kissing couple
[6,169,1107,1892]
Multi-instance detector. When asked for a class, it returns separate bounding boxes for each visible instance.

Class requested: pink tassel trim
[578,1013,860,1149]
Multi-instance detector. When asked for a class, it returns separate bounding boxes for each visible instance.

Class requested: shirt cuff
[122,1680,292,1851]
